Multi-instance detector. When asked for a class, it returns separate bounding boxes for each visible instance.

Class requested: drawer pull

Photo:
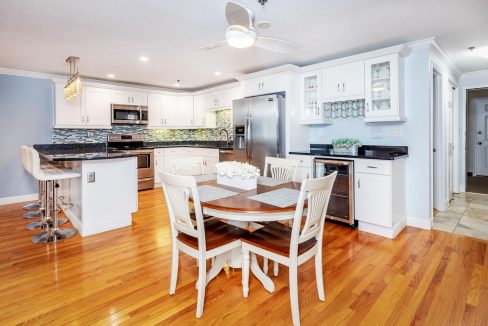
[367,166,378,169]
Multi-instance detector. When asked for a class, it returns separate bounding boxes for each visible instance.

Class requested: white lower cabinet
[154,147,220,187]
[354,159,405,239]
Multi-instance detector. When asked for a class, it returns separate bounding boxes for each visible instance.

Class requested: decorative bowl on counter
[331,138,362,155]
[215,161,260,190]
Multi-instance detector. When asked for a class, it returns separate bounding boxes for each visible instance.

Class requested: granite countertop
[289,144,408,160]
[34,141,233,162]
[144,141,232,150]
[34,144,138,162]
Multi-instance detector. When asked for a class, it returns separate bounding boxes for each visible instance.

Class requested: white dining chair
[263,156,300,181]
[241,172,337,326]
[170,156,205,176]
[262,156,301,276]
[159,171,248,318]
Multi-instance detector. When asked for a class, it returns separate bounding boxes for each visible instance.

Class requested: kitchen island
[35,144,138,237]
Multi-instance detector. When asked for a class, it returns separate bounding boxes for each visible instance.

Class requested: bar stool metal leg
[31,182,77,244]
[26,181,67,231]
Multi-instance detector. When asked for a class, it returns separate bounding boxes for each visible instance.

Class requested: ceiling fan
[193,1,300,53]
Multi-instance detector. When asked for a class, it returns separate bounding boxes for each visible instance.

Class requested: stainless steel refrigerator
[231,94,285,171]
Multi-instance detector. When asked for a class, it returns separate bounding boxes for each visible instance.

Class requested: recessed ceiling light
[214,71,221,76]
[469,46,488,59]
[174,79,180,87]
[139,56,148,62]
[107,74,115,78]
[256,20,271,29]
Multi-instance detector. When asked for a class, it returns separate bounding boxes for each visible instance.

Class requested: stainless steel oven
[130,148,154,191]
[111,104,148,125]
[107,134,154,191]
[313,158,355,226]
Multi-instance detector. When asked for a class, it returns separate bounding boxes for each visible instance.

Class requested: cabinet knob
[86,115,89,123]
[337,83,340,92]
[343,82,345,92]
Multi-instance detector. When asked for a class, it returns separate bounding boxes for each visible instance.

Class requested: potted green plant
[332,138,362,155]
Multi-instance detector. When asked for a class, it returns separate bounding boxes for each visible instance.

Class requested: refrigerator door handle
[245,115,250,161]
[247,115,253,162]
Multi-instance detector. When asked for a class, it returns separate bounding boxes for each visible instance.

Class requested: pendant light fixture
[64,56,83,100]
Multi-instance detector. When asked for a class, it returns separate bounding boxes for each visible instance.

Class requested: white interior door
[475,99,488,176]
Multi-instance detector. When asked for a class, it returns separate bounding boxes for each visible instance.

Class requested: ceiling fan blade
[255,37,300,53]
[192,40,226,52]
[225,1,253,28]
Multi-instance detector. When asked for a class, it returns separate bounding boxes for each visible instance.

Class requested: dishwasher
[313,158,356,226]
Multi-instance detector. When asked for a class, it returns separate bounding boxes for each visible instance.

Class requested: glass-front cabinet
[364,54,404,122]
[300,70,331,124]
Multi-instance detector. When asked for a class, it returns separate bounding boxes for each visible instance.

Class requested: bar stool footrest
[31,228,78,244]
[23,203,40,210]
[23,211,42,219]
[26,218,68,231]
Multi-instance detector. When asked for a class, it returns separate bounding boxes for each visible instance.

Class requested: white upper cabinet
[162,95,178,127]
[111,90,148,106]
[83,87,112,127]
[364,54,404,122]
[54,83,83,128]
[322,61,364,101]
[241,72,287,97]
[147,94,163,127]
[193,95,206,127]
[54,83,111,129]
[176,96,194,126]
[204,89,231,110]
[300,70,330,124]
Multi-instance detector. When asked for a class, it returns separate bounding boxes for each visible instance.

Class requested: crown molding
[235,64,300,81]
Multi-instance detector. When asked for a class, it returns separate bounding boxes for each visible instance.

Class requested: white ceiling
[1,0,487,90]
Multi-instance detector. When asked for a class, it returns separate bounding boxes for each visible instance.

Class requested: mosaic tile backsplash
[53,109,233,144]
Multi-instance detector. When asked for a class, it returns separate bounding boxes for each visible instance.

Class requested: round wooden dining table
[197,179,302,293]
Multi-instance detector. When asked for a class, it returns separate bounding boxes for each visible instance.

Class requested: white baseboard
[406,215,432,230]
[358,220,406,239]
[0,193,38,205]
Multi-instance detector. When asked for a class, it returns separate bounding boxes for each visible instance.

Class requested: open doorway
[466,88,488,194]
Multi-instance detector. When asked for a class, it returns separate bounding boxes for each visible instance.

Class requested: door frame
[460,83,488,192]
[431,66,445,213]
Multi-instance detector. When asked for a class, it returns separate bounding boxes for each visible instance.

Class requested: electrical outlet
[387,127,403,137]
[87,172,95,183]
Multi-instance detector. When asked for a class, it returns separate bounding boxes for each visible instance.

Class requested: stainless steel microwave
[111,104,148,125]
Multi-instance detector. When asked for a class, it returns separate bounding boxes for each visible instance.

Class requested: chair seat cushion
[241,221,317,257]
[177,220,249,251]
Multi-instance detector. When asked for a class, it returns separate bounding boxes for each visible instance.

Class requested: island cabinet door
[355,172,392,227]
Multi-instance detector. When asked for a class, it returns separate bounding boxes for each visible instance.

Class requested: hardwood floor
[1,189,487,325]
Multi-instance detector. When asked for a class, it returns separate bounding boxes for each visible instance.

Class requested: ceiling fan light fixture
[226,26,256,48]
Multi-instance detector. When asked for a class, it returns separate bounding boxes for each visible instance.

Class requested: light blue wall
[310,48,432,221]
[0,74,53,198]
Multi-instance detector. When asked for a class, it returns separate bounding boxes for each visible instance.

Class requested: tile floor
[433,192,488,241]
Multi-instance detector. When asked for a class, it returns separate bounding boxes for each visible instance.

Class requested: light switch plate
[370,126,384,139]
[87,172,95,183]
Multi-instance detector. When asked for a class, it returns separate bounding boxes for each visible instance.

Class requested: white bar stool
[21,146,68,230]
[20,145,42,218]
[27,147,81,244]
